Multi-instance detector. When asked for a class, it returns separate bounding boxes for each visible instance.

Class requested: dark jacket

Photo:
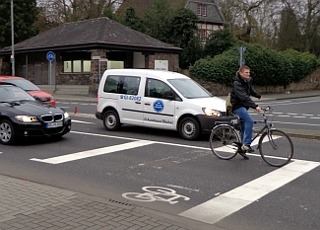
[231,72,261,111]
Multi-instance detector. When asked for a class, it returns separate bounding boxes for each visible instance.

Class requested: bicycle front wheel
[259,129,294,167]
[210,124,240,160]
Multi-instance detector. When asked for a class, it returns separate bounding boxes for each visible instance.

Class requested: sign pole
[46,51,56,92]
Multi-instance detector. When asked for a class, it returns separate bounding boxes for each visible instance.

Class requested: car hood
[2,101,63,115]
[28,90,52,98]
[189,97,226,112]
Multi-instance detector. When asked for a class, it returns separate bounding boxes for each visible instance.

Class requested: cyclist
[230,65,262,154]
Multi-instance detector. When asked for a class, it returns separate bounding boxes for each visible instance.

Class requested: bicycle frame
[236,107,276,149]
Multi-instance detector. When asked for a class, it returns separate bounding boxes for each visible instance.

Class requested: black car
[0,85,71,144]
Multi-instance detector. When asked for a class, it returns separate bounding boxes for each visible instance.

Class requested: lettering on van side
[144,118,173,124]
[120,95,142,101]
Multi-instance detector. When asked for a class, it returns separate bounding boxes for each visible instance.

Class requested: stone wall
[183,69,320,96]
[146,53,180,72]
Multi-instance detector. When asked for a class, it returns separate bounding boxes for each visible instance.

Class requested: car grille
[41,113,63,122]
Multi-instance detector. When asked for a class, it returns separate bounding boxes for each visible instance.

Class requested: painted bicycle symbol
[122,186,190,204]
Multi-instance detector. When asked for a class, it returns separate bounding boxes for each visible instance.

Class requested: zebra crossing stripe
[30,140,154,164]
[179,160,320,224]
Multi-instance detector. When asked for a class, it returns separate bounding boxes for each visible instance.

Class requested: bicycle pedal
[238,151,249,160]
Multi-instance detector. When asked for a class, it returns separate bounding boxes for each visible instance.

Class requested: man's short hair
[239,65,250,73]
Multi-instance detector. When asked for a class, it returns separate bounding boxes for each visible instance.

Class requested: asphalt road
[1,116,320,230]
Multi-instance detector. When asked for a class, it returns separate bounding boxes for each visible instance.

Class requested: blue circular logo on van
[153,100,164,112]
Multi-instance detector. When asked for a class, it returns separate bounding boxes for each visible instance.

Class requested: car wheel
[0,119,16,145]
[178,116,201,140]
[103,110,120,131]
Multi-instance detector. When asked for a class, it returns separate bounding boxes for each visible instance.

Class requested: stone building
[0,17,181,95]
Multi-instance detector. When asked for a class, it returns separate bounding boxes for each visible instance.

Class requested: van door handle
[145,103,150,106]
[135,101,141,104]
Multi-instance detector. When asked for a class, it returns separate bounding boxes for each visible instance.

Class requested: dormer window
[197,4,207,17]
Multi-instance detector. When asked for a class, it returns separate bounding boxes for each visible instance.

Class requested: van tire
[103,110,121,131]
[178,117,201,140]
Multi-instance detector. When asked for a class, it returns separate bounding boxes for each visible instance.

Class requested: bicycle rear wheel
[210,124,240,160]
[259,129,294,167]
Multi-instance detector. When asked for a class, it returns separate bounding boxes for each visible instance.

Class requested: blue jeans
[233,107,254,146]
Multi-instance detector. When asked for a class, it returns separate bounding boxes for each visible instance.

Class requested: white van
[96,69,227,140]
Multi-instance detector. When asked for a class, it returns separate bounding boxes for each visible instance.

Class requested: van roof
[103,69,189,80]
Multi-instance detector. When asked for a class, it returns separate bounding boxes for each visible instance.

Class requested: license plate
[46,121,63,128]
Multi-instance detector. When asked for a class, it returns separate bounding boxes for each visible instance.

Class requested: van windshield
[168,79,213,99]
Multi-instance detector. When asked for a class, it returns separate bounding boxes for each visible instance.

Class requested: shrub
[279,49,318,82]
[190,43,296,87]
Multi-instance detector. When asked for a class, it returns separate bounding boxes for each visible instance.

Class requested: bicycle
[209,106,294,167]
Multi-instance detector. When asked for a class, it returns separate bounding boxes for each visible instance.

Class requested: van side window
[145,78,178,100]
[104,75,140,95]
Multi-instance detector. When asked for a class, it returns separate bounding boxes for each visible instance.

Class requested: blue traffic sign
[46,51,55,61]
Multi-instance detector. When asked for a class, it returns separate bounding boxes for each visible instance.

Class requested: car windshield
[0,86,36,103]
[168,79,213,99]
[2,78,40,91]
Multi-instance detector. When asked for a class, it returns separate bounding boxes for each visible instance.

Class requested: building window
[62,52,91,73]
[198,29,208,43]
[197,4,207,17]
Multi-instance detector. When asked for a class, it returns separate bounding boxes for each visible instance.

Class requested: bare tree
[36,0,122,30]
[218,0,274,42]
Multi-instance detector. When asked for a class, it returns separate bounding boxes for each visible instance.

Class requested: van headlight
[202,108,221,117]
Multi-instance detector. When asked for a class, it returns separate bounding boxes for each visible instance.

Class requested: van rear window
[104,75,140,95]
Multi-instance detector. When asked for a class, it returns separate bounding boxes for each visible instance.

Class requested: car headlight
[15,115,38,122]
[202,108,221,117]
[64,111,70,119]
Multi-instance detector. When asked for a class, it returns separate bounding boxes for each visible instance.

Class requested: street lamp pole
[11,0,15,76]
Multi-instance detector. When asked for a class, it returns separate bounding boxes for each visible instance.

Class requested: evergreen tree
[0,0,38,48]
[122,7,146,33]
[203,25,235,57]
[165,8,202,69]
[277,8,303,51]
[143,0,174,42]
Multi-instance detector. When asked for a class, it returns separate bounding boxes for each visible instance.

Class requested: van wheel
[0,119,16,145]
[103,110,120,131]
[178,117,201,140]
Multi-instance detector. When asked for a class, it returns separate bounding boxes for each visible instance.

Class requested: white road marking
[260,99,320,106]
[311,117,320,119]
[293,116,307,118]
[179,160,320,224]
[272,120,320,127]
[72,119,94,124]
[30,140,154,164]
[301,113,314,116]
[277,115,291,118]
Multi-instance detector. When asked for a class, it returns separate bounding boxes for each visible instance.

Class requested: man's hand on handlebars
[256,106,263,113]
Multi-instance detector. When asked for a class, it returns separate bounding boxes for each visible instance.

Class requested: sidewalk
[0,175,220,230]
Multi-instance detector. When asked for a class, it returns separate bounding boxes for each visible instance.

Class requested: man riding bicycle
[230,65,262,154]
